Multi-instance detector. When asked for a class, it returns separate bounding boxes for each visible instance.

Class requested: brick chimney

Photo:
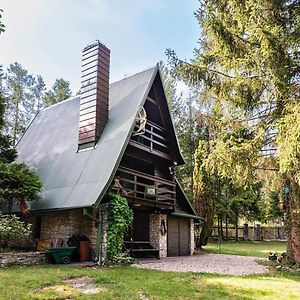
[78,41,110,147]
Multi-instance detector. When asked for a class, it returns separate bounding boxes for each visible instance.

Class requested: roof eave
[156,66,185,165]
[175,176,198,217]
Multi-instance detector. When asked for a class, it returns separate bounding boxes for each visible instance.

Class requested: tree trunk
[217,215,221,238]
[220,216,224,240]
[13,95,20,146]
[225,215,228,241]
[287,178,300,264]
[197,219,214,248]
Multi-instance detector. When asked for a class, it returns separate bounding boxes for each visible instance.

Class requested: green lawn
[0,241,295,299]
[0,265,299,300]
[204,241,287,258]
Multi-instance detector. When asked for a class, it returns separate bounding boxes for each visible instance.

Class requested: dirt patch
[34,276,102,299]
[41,285,79,298]
[65,276,103,294]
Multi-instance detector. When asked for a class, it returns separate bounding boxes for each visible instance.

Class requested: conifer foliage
[0,12,42,216]
[168,0,300,262]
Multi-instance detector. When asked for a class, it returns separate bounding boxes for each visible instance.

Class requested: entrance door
[167,217,190,256]
[127,209,149,241]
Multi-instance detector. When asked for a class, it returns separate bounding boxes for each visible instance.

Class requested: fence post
[254,224,262,241]
[243,224,249,241]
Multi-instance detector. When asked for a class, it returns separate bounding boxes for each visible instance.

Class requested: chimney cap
[83,40,110,53]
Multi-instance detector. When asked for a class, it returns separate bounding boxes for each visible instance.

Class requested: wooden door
[179,218,189,256]
[167,217,190,256]
[167,217,179,256]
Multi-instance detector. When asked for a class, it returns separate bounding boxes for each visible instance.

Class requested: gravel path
[133,254,268,275]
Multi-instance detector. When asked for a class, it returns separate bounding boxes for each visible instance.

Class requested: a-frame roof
[15,65,185,211]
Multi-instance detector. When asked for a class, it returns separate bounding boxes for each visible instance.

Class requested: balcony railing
[130,121,170,158]
[112,166,176,208]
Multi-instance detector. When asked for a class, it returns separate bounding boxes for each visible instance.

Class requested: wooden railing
[113,166,176,208]
[130,120,170,157]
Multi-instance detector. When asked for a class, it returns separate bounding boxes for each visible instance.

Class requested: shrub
[0,213,31,248]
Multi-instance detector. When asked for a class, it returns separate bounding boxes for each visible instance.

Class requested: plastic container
[79,241,90,262]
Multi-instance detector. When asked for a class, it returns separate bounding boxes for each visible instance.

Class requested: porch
[122,209,167,258]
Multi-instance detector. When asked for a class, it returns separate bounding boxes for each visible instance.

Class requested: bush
[0,213,31,248]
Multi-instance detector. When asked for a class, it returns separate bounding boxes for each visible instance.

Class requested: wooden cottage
[15,41,200,260]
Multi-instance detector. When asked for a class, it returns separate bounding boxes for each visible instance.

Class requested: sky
[0,0,199,93]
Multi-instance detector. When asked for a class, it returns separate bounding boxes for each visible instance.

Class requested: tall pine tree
[168,0,300,263]
[44,78,72,107]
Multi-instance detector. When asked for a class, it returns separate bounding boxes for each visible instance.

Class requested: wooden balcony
[112,166,176,209]
[129,120,172,161]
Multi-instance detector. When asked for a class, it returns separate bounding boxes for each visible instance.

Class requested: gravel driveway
[133,253,268,275]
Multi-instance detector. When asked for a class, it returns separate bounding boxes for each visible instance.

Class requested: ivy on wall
[106,193,133,262]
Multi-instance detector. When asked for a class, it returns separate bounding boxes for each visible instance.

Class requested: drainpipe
[83,208,103,264]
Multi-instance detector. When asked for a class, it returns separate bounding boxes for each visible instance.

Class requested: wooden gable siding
[109,72,183,211]
[129,75,176,162]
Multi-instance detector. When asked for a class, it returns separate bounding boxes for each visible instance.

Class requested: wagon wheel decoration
[133,106,147,136]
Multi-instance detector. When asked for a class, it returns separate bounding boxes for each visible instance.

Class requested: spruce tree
[168,0,300,263]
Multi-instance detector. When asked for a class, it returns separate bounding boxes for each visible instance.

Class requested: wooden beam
[146,96,158,106]
[128,141,173,161]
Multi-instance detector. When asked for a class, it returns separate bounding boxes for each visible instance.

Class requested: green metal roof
[16,66,158,211]
[171,211,205,221]
[13,65,187,212]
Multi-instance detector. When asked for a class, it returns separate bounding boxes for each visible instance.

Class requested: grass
[0,242,296,299]
[203,241,287,258]
[0,265,299,299]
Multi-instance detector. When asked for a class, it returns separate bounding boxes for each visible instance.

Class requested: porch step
[123,241,160,259]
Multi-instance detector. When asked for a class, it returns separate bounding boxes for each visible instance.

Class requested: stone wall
[98,203,108,262]
[189,219,194,255]
[149,213,167,258]
[25,205,109,262]
[39,208,98,249]
[0,252,47,268]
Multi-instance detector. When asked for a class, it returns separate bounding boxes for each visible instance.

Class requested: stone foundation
[0,252,47,268]
[39,209,98,247]
[25,207,194,261]
[149,213,167,258]
[189,219,194,255]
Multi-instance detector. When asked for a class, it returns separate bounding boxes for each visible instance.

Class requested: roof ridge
[42,65,158,111]
[110,65,157,86]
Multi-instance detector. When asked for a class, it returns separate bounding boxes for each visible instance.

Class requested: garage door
[167,217,190,256]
